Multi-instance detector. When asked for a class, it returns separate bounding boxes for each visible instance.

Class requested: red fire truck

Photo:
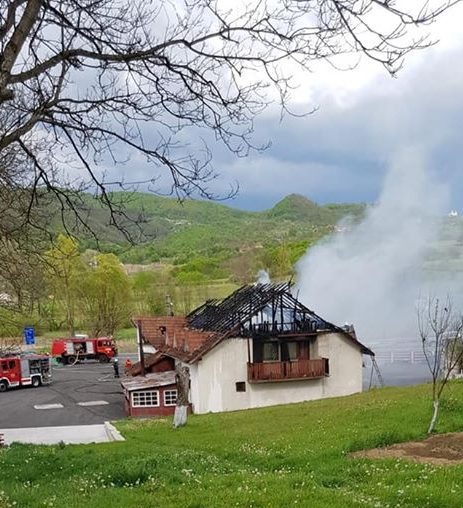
[51,337,117,364]
[0,354,52,392]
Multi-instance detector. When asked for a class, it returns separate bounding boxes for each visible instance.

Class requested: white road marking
[34,403,64,410]
[77,400,109,407]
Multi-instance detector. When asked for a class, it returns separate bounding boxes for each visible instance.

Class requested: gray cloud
[101,42,463,211]
[208,44,463,209]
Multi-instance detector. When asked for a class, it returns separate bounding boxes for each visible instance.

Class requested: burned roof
[186,282,332,334]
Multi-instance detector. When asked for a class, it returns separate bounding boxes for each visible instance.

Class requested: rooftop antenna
[166,295,174,316]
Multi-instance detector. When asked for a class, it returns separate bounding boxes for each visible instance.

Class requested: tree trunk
[173,365,190,428]
[428,399,440,434]
[173,405,188,428]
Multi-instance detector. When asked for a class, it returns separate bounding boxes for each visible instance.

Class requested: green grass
[2,383,463,507]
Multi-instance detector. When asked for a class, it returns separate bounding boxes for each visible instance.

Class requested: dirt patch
[351,432,463,465]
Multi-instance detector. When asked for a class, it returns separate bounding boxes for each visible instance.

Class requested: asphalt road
[0,354,137,429]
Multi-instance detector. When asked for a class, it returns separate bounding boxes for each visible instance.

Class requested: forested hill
[69,192,365,271]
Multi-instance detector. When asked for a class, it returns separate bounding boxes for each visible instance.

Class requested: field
[2,383,463,507]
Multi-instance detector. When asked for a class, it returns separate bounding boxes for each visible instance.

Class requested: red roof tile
[133,315,218,362]
[129,351,164,376]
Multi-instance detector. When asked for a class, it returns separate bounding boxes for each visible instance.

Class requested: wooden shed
[121,371,177,418]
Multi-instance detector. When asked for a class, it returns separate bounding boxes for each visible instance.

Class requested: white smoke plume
[296,148,460,351]
[257,269,271,284]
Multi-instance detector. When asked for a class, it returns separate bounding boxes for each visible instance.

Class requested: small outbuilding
[121,371,178,418]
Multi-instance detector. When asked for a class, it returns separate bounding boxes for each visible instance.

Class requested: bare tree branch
[0,0,459,238]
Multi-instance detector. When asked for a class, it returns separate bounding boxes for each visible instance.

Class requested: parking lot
[0,356,136,429]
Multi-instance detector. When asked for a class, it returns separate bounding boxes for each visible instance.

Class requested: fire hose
[68,349,81,366]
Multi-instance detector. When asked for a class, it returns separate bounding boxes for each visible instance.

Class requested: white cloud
[80,4,463,211]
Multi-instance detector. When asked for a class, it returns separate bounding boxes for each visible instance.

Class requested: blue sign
[24,327,35,345]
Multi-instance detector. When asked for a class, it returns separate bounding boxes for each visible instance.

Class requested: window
[287,342,299,361]
[262,342,279,362]
[8,360,15,370]
[132,390,159,407]
[235,382,246,392]
[164,389,178,406]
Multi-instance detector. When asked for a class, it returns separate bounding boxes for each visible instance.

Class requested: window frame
[235,381,246,392]
[262,341,280,362]
[131,390,160,408]
[163,389,178,407]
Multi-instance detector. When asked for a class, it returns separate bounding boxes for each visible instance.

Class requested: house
[121,371,179,417]
[128,283,374,416]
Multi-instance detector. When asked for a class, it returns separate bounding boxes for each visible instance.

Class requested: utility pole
[136,321,146,377]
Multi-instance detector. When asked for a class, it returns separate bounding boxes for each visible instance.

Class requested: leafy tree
[44,234,84,336]
[259,244,293,278]
[0,237,46,312]
[131,269,177,315]
[0,0,459,234]
[132,271,159,295]
[0,305,38,337]
[175,271,207,285]
[82,253,132,336]
[172,256,228,283]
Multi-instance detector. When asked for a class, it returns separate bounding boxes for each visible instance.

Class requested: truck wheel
[67,355,77,365]
[31,377,42,388]
[0,381,7,393]
[98,354,109,363]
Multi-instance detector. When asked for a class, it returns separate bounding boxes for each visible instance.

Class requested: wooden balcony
[247,358,329,383]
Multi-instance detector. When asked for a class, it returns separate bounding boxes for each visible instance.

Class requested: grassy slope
[2,382,463,507]
[71,192,366,262]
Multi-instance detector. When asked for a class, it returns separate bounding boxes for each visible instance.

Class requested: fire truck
[51,337,117,364]
[0,354,52,392]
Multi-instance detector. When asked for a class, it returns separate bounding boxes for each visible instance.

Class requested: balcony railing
[247,358,329,383]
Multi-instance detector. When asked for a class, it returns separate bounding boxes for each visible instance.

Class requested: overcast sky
[111,4,463,212]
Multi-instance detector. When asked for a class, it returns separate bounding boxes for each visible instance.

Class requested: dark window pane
[263,342,278,361]
[235,382,246,392]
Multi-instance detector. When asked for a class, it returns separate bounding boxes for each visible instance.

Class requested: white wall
[317,333,363,398]
[142,344,156,355]
[190,333,364,414]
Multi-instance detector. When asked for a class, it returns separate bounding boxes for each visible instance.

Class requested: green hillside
[0,191,367,336]
[68,192,365,271]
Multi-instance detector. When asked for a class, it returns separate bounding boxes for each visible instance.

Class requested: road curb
[104,421,125,442]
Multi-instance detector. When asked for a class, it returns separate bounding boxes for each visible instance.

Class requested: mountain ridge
[61,191,366,265]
